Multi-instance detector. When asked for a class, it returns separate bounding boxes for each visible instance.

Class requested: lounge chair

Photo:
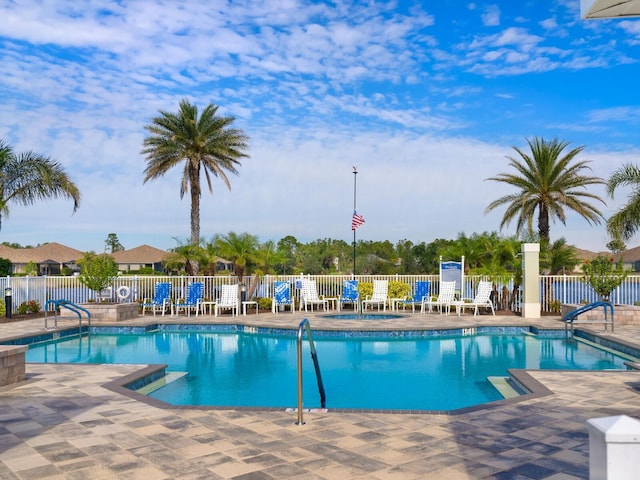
[272,281,295,314]
[172,282,204,317]
[453,281,495,317]
[141,282,171,316]
[338,280,359,311]
[362,279,388,311]
[423,281,456,315]
[400,281,430,313]
[300,279,328,312]
[215,284,239,317]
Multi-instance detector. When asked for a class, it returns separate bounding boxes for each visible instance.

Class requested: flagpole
[353,166,357,277]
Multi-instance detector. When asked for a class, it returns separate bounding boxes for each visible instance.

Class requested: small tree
[78,253,119,301]
[582,256,628,301]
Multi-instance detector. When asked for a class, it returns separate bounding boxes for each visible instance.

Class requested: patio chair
[215,284,239,317]
[423,281,456,315]
[300,279,328,312]
[362,279,388,311]
[338,280,359,311]
[400,281,430,313]
[141,282,172,316]
[453,280,495,317]
[272,281,295,314]
[172,282,204,317]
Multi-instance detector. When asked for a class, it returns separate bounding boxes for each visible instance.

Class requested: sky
[1,0,639,254]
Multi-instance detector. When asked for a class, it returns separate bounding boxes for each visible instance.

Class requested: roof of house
[110,245,169,264]
[0,242,84,264]
[573,245,640,263]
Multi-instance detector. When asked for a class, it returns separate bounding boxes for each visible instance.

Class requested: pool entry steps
[296,318,326,425]
[44,299,92,330]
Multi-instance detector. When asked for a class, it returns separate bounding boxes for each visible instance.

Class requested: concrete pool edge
[12,320,640,414]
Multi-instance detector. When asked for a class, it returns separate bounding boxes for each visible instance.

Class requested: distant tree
[606,238,626,254]
[104,233,124,253]
[214,232,259,280]
[606,163,640,242]
[0,258,11,276]
[24,261,37,276]
[166,238,207,275]
[0,139,80,230]
[142,99,250,274]
[540,238,580,274]
[485,137,605,244]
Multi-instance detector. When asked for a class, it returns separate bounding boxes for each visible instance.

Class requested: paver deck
[1,311,639,479]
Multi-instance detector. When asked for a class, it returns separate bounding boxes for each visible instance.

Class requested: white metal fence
[0,273,638,314]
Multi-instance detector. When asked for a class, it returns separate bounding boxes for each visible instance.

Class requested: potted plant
[78,253,119,302]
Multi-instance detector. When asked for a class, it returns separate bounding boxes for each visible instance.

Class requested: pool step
[487,376,521,399]
[136,372,187,395]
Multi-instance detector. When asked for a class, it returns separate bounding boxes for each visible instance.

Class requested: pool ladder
[44,299,92,331]
[296,318,326,425]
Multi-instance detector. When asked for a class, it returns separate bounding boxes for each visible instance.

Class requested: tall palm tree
[141,99,250,274]
[0,139,80,230]
[606,163,640,241]
[485,137,605,244]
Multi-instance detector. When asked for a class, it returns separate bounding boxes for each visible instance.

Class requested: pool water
[26,331,631,411]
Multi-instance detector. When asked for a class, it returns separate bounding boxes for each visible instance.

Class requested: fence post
[587,415,640,480]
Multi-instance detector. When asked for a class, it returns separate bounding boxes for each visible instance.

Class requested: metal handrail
[296,318,326,425]
[563,301,614,335]
[44,299,92,331]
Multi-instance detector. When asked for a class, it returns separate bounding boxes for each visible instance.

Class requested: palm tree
[141,99,250,274]
[214,232,259,281]
[0,139,80,230]
[485,137,605,244]
[606,163,640,241]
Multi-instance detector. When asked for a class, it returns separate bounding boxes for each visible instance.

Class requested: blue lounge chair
[141,282,171,316]
[172,282,204,317]
[400,281,430,313]
[272,281,295,314]
[338,280,359,311]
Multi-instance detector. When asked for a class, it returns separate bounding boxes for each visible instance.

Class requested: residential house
[0,242,83,275]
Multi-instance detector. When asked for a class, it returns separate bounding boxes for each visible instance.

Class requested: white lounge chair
[423,281,456,315]
[453,281,495,317]
[215,284,239,317]
[362,279,388,311]
[300,279,327,312]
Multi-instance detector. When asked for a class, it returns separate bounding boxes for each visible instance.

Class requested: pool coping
[14,321,637,415]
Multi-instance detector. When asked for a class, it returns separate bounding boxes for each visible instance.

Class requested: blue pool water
[26,330,631,411]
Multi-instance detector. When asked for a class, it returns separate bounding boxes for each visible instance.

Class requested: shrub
[548,299,561,313]
[358,282,373,299]
[582,256,628,301]
[388,281,411,299]
[258,297,272,311]
[0,299,5,317]
[17,300,40,315]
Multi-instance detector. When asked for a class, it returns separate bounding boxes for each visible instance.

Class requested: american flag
[351,211,365,230]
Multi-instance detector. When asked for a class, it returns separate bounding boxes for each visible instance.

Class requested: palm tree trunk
[189,167,201,274]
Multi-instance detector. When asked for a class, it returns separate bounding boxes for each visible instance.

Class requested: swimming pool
[25,327,634,411]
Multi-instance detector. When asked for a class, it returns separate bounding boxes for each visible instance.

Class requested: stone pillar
[0,345,27,387]
[587,415,640,480]
[521,243,540,319]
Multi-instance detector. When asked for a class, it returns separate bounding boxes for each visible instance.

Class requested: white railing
[0,273,638,315]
